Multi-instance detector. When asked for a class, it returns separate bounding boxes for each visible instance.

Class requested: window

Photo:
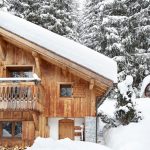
[0,122,22,138]
[6,66,33,78]
[60,84,72,97]
[2,122,12,138]
[6,66,33,98]
[145,84,150,97]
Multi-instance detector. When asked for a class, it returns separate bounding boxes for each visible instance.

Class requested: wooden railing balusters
[0,82,42,112]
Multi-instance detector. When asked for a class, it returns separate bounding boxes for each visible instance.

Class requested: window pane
[2,122,12,137]
[10,71,33,78]
[60,84,72,97]
[15,122,22,138]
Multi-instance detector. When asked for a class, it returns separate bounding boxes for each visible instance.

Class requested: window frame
[0,121,22,139]
[58,82,73,99]
[5,65,34,78]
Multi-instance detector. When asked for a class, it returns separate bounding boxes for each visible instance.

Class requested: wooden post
[32,112,39,130]
[89,78,95,90]
[0,37,6,61]
[32,52,41,77]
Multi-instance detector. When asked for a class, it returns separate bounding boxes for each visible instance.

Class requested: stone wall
[84,116,96,143]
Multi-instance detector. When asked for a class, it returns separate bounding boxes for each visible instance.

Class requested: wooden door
[59,119,74,140]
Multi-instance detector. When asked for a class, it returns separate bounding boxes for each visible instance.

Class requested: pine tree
[8,0,78,39]
[116,0,150,94]
[79,0,150,96]
[99,0,128,57]
[115,75,140,125]
[80,0,127,56]
[79,0,103,51]
[0,0,9,10]
[116,90,137,125]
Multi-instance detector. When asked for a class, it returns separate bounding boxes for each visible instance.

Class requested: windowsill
[59,96,73,100]
[1,137,22,139]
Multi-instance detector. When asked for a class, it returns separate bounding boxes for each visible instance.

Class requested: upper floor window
[60,84,72,97]
[6,66,33,78]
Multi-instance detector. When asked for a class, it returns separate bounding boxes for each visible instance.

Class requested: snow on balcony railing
[0,73,41,83]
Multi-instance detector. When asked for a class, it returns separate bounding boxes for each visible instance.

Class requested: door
[59,119,74,140]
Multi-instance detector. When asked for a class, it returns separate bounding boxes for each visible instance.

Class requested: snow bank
[104,98,150,150]
[98,98,116,118]
[0,11,117,83]
[27,138,112,150]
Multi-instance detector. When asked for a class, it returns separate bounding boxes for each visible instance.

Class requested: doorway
[59,119,74,140]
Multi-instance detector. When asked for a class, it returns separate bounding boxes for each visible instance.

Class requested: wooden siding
[0,35,111,146]
[41,59,97,117]
[0,41,102,118]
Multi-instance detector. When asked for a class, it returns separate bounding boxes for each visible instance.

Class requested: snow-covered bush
[115,75,140,125]
[99,112,117,128]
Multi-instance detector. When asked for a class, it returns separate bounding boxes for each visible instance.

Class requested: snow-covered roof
[0,11,117,83]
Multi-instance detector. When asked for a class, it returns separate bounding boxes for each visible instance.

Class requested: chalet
[0,11,117,147]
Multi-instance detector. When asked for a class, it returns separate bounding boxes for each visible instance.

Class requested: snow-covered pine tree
[8,0,78,39]
[79,0,103,51]
[0,0,9,10]
[115,75,140,125]
[121,0,150,89]
[99,0,128,57]
[80,0,150,97]
[79,0,127,56]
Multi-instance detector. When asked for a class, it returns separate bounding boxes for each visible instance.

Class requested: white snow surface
[104,98,150,150]
[26,138,112,150]
[0,73,41,82]
[0,11,117,83]
[140,75,150,97]
[118,75,136,99]
[98,98,117,118]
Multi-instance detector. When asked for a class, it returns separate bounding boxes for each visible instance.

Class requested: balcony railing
[0,77,43,112]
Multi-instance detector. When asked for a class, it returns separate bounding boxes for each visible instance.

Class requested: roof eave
[0,27,114,88]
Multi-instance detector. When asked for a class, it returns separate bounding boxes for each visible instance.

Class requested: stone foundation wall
[85,116,96,143]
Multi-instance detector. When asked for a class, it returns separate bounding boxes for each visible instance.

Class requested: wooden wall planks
[0,39,109,146]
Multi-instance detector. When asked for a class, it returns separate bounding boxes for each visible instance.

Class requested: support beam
[89,78,95,90]
[0,61,4,66]
[61,66,68,77]
[32,112,39,130]
[32,51,41,77]
[0,37,6,61]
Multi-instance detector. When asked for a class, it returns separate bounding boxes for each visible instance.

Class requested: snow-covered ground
[27,138,112,150]
[101,98,150,150]
[26,98,150,150]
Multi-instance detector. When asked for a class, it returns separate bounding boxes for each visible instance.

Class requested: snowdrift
[27,138,112,150]
[104,98,150,150]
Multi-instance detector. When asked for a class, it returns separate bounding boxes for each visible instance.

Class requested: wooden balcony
[0,78,43,112]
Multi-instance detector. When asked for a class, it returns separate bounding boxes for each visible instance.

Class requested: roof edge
[0,27,114,86]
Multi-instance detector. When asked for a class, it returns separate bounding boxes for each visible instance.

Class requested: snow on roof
[0,11,117,83]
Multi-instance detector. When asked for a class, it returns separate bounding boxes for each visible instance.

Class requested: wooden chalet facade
[0,12,117,147]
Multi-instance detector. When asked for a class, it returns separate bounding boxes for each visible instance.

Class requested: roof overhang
[0,27,114,96]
